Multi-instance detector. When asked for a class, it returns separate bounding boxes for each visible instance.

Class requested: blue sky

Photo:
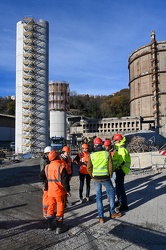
[0,0,166,97]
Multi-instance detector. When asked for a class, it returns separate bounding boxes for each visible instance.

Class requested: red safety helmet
[104,139,111,146]
[82,143,89,149]
[48,150,59,161]
[113,134,123,142]
[94,137,103,145]
[62,146,70,153]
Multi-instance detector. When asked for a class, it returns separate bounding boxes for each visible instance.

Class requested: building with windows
[70,116,142,139]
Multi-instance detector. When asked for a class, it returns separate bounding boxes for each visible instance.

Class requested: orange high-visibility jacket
[45,160,66,197]
[78,152,89,175]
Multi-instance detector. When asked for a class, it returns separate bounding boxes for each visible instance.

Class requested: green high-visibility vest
[90,151,109,177]
[112,137,131,174]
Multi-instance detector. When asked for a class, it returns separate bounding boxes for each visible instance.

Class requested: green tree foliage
[103,89,130,118]
[0,97,15,116]
[0,88,130,118]
[7,101,15,115]
[69,88,130,118]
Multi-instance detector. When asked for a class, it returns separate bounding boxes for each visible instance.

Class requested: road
[0,157,166,250]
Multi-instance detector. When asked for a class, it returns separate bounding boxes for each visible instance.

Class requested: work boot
[99,218,104,224]
[55,220,69,234]
[47,218,53,231]
[110,212,122,219]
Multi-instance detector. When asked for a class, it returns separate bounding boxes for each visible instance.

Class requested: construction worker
[60,146,73,180]
[39,146,52,218]
[103,139,116,202]
[103,139,115,174]
[73,143,91,203]
[112,133,131,211]
[87,137,122,223]
[60,146,73,206]
[45,150,71,233]
[104,139,114,157]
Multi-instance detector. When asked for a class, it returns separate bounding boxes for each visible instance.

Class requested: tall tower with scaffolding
[15,17,49,153]
[49,81,69,139]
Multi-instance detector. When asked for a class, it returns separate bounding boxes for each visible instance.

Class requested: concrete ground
[0,157,166,250]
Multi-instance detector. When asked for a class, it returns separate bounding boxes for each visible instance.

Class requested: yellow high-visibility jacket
[112,137,131,174]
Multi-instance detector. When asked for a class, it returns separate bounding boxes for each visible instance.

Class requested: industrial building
[70,31,166,139]
[129,31,166,136]
[15,17,49,153]
[70,116,142,139]
[1,28,166,153]
[49,81,69,139]
[0,114,15,149]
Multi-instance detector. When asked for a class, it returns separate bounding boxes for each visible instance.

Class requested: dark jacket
[61,167,71,193]
[40,154,49,171]
[39,154,50,190]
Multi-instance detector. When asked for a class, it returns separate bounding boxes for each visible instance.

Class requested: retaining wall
[130,151,166,169]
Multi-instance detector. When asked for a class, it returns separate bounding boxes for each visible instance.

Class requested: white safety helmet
[44,146,52,154]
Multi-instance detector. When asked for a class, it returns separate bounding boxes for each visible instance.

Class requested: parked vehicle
[50,136,65,152]
[10,142,15,151]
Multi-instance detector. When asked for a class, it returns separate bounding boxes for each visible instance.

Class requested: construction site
[0,18,166,250]
[0,18,166,169]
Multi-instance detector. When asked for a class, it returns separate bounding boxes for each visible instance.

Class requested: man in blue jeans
[87,137,122,223]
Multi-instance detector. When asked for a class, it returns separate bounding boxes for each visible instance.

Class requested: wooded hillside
[0,88,130,118]
[69,88,130,118]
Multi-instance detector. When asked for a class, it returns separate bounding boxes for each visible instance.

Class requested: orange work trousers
[42,190,49,217]
[47,195,66,220]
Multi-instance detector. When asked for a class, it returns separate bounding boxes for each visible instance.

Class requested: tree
[0,97,15,116]
[7,101,15,115]
[0,88,130,118]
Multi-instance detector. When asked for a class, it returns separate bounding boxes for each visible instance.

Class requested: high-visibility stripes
[90,151,109,177]
[45,164,62,182]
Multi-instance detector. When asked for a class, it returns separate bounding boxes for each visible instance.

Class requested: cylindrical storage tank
[50,111,66,138]
[15,18,49,154]
[49,81,69,139]
[128,31,166,135]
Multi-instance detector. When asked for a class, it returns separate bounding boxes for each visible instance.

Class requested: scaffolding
[21,18,48,153]
[150,31,160,129]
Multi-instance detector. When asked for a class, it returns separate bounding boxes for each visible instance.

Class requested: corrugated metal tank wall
[128,31,166,135]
